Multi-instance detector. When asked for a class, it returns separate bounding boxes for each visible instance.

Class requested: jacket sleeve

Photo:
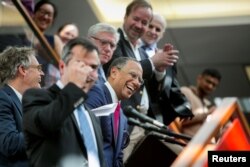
[0,92,26,158]
[22,83,87,137]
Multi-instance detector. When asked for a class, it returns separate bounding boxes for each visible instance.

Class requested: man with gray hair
[87,23,120,84]
[0,46,44,167]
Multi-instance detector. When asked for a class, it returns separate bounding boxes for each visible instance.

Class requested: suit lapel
[118,28,136,59]
[102,85,118,143]
[139,48,149,60]
[3,85,22,116]
[50,84,87,152]
[163,67,173,97]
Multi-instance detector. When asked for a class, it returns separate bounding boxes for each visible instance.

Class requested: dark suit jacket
[103,28,192,128]
[147,65,193,125]
[103,28,155,116]
[86,84,129,167]
[22,83,106,167]
[0,85,29,167]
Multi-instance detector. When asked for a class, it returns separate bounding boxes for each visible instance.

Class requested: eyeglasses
[128,71,144,85]
[37,9,54,18]
[119,68,144,85]
[91,36,116,50]
[28,64,43,72]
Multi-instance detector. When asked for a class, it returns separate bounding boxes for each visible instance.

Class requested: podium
[124,134,182,167]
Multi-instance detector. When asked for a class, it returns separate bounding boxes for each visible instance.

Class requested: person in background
[32,0,63,87]
[180,68,222,137]
[86,57,143,167]
[87,23,120,84]
[141,13,193,126]
[0,46,44,167]
[32,0,63,55]
[22,38,106,167]
[57,23,79,46]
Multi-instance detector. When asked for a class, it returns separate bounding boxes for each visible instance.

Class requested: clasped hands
[151,43,179,72]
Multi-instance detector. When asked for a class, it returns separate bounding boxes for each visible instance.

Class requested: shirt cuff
[154,70,166,81]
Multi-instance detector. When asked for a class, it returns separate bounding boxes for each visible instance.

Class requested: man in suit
[87,23,120,84]
[0,46,44,167]
[102,0,180,161]
[86,57,143,167]
[22,38,106,167]
[141,13,193,125]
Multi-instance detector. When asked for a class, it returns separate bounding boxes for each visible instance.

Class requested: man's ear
[59,60,65,75]
[110,67,118,79]
[18,65,27,77]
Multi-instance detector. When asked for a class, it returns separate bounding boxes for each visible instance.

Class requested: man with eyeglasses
[87,23,120,85]
[0,46,44,167]
[86,23,131,167]
[86,57,143,167]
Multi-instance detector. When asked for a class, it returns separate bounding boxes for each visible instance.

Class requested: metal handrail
[12,0,60,67]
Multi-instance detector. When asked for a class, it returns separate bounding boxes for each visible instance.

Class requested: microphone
[124,105,168,129]
[128,118,186,146]
[150,132,187,147]
[127,117,191,141]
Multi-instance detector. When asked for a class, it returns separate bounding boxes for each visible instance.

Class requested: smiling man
[86,57,143,167]
[87,23,120,85]
[0,46,44,167]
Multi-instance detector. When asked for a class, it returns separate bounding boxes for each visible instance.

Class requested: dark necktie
[114,102,121,138]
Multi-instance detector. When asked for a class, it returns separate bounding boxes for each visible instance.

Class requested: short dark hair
[125,0,153,17]
[34,0,57,19]
[107,57,138,77]
[201,68,222,81]
[61,37,99,64]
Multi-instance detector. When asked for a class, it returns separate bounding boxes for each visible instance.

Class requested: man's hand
[65,60,93,89]
[150,43,179,72]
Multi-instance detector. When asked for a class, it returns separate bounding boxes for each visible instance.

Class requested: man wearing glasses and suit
[0,46,44,167]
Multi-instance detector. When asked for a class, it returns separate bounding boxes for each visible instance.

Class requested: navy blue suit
[86,83,129,167]
[0,85,29,167]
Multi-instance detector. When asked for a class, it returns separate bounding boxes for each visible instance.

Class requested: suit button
[140,91,143,95]
[136,105,141,110]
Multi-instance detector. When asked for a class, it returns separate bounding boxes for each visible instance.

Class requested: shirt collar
[121,27,142,50]
[104,81,119,103]
[56,80,64,89]
[8,84,22,102]
[141,41,157,50]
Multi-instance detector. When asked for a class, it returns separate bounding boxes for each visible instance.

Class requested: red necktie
[114,102,121,138]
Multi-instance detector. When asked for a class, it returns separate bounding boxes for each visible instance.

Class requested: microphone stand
[128,118,192,141]
[149,132,187,147]
[128,118,187,146]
